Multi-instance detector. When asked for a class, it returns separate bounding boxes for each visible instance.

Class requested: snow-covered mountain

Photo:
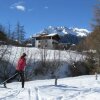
[71,27,90,37]
[38,26,90,37]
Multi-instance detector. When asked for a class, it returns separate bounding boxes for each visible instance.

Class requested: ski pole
[0,73,18,85]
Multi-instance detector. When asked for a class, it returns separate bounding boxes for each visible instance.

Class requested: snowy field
[0,46,95,100]
[0,75,100,100]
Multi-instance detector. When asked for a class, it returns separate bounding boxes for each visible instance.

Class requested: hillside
[0,46,84,65]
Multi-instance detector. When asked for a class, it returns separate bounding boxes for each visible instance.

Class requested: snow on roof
[32,33,58,38]
[46,33,58,36]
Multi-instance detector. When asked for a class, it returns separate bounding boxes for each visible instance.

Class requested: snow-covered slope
[37,26,90,37]
[71,27,90,37]
[0,75,100,100]
[0,46,84,65]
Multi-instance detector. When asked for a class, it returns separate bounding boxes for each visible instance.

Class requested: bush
[0,31,7,41]
[0,60,15,82]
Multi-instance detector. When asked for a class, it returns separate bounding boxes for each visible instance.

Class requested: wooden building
[32,33,60,49]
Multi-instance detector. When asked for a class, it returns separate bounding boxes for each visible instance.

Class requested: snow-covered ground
[0,46,94,100]
[0,75,100,100]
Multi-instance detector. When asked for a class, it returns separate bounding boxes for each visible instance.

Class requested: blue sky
[0,0,97,38]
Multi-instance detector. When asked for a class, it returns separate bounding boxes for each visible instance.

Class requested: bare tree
[13,22,25,44]
[87,2,100,73]
[0,45,15,82]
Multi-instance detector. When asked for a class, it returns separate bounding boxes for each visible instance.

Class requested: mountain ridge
[37,26,90,37]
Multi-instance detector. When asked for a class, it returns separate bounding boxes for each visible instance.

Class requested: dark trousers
[7,70,25,88]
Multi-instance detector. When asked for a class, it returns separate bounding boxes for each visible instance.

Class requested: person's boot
[4,82,7,88]
[22,84,24,88]
[22,82,24,88]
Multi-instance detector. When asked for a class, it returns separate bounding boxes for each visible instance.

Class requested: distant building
[32,33,60,49]
[26,43,33,47]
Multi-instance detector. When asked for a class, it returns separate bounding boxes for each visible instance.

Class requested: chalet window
[38,45,40,48]
[45,44,47,47]
[52,41,55,44]
[38,40,41,43]
[45,40,47,42]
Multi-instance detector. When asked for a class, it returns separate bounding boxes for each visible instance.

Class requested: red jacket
[16,57,26,71]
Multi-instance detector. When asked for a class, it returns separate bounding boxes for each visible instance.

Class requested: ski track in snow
[0,86,99,100]
[0,88,25,100]
[0,75,100,100]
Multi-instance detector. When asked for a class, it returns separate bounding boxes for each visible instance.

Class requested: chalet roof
[32,33,59,38]
[46,33,58,36]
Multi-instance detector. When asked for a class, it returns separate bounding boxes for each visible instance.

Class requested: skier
[4,53,27,88]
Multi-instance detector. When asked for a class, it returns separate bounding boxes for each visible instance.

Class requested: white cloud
[16,5,25,11]
[10,2,26,11]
